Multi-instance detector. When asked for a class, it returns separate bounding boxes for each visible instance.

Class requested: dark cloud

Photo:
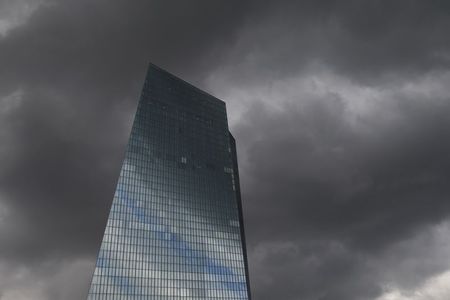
[240,96,450,248]
[1,0,450,299]
[209,0,450,86]
[235,91,450,299]
[0,87,132,263]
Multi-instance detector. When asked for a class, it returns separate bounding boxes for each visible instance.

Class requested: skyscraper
[87,64,251,299]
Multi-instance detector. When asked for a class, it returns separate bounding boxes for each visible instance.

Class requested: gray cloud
[231,84,450,299]
[239,94,450,247]
[206,0,450,87]
[1,0,450,299]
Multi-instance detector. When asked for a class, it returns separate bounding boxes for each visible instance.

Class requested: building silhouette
[87,64,251,299]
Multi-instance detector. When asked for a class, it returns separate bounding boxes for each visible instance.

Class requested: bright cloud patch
[377,271,450,300]
[0,0,44,37]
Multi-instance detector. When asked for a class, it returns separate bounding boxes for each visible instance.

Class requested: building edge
[229,132,252,300]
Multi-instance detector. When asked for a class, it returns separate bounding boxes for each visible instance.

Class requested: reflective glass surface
[87,64,251,299]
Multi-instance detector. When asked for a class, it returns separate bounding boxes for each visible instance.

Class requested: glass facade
[87,64,251,299]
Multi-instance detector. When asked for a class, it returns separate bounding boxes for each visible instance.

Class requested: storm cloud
[1,0,450,299]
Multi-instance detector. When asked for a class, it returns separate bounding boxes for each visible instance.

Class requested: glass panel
[87,64,250,299]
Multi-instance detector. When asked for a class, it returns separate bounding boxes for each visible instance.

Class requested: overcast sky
[1,1,450,299]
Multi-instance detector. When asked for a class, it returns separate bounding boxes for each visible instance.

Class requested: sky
[1,0,450,299]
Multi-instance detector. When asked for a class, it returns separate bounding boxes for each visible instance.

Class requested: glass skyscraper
[87,64,251,299]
